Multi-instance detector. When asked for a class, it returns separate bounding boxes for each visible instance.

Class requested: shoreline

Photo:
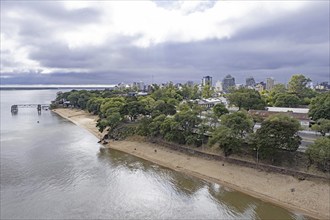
[52,108,330,219]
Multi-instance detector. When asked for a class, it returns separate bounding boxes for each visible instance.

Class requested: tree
[87,97,104,115]
[213,103,229,118]
[160,117,184,143]
[266,84,287,106]
[96,119,108,133]
[253,114,301,162]
[136,117,152,136]
[138,96,155,115]
[67,91,80,107]
[100,97,125,118]
[152,102,176,117]
[121,101,145,121]
[306,137,330,171]
[209,127,243,156]
[175,109,201,135]
[311,119,330,136]
[220,111,254,138]
[288,74,312,99]
[202,84,214,99]
[274,93,300,107]
[227,88,265,110]
[271,83,287,94]
[309,91,330,120]
[149,114,167,137]
[208,111,253,156]
[107,112,122,132]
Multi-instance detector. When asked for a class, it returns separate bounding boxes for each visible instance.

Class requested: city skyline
[1,1,329,85]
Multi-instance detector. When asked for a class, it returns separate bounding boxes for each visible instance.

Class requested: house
[196,97,228,109]
[265,107,309,114]
[249,110,311,127]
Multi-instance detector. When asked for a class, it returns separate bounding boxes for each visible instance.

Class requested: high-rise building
[222,74,235,92]
[186,81,194,87]
[215,80,223,92]
[266,77,275,90]
[246,77,256,87]
[255,82,266,92]
[132,81,145,91]
[202,76,212,86]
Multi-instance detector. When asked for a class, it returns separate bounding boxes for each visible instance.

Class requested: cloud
[0,1,329,85]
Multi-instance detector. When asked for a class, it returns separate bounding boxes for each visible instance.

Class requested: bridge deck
[14,104,50,108]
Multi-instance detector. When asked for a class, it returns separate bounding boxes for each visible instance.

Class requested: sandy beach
[53,108,330,219]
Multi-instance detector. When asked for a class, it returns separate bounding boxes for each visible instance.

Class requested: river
[0,89,310,219]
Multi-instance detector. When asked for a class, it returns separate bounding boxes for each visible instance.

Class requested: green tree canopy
[311,119,330,136]
[271,83,287,94]
[202,84,214,99]
[209,127,242,156]
[179,84,201,100]
[209,111,254,156]
[306,137,330,171]
[175,109,201,135]
[309,91,330,120]
[253,114,301,161]
[266,83,287,106]
[138,96,156,115]
[288,74,313,99]
[213,103,229,118]
[227,88,265,110]
[120,101,146,121]
[152,102,176,117]
[100,97,126,117]
[86,97,104,115]
[274,93,300,107]
[220,111,254,138]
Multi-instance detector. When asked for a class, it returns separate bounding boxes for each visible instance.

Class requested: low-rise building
[249,109,311,127]
[196,97,228,109]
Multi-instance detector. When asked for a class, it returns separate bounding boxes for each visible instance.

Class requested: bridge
[11,104,50,114]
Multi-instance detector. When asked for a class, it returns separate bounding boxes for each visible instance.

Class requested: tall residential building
[215,80,223,92]
[266,77,275,90]
[132,81,145,91]
[222,74,235,92]
[245,77,256,87]
[186,81,194,87]
[202,76,212,86]
[255,82,266,92]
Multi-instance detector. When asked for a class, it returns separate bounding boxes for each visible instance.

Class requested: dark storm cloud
[1,1,329,85]
[234,2,329,45]
[2,1,101,24]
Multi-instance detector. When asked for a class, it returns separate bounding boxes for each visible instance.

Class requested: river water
[0,89,309,219]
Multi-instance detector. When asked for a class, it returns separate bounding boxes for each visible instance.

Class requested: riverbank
[52,108,330,219]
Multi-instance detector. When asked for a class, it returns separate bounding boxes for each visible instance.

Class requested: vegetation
[253,114,301,162]
[306,137,330,171]
[288,74,312,99]
[209,127,242,156]
[227,88,265,110]
[264,83,287,106]
[311,119,330,136]
[274,93,300,107]
[209,111,253,156]
[212,103,229,118]
[263,75,317,107]
[309,91,330,120]
[52,73,329,171]
[202,84,214,99]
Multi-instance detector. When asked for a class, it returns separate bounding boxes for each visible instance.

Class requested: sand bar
[53,108,330,219]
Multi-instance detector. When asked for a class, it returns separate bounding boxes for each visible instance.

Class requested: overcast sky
[1,1,329,85]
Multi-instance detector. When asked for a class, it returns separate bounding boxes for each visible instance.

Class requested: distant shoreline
[52,108,330,220]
